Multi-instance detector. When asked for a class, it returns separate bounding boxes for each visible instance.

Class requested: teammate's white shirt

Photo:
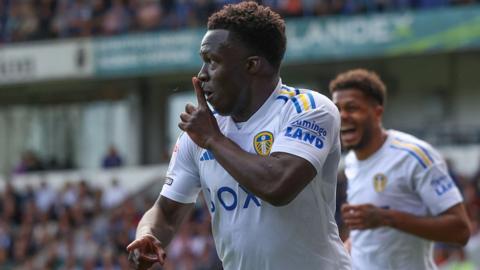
[161,80,351,270]
[345,130,463,270]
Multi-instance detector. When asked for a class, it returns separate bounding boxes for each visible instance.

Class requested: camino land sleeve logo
[373,173,388,192]
[254,131,274,156]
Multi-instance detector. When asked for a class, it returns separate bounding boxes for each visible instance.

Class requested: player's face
[197,30,251,116]
[333,89,381,150]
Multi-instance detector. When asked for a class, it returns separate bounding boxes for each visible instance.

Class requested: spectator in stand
[35,181,57,215]
[102,0,132,35]
[91,0,108,35]
[56,209,73,239]
[102,145,124,168]
[76,180,96,217]
[473,157,480,196]
[158,0,177,27]
[21,184,36,207]
[0,0,6,41]
[166,221,197,270]
[170,0,198,28]
[51,0,70,38]
[3,1,38,42]
[102,178,127,209]
[67,0,92,36]
[2,181,22,225]
[278,0,303,17]
[14,151,45,174]
[35,0,56,40]
[58,181,78,209]
[71,200,88,226]
[0,219,12,267]
[193,0,216,27]
[74,229,99,262]
[134,0,162,30]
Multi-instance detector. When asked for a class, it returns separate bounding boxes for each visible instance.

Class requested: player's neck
[231,77,279,122]
[354,128,388,160]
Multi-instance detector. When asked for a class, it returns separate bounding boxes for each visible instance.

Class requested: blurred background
[1,0,480,269]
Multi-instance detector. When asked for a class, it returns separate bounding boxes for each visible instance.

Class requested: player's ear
[374,104,384,120]
[245,56,261,74]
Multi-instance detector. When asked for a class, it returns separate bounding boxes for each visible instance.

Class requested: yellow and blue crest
[254,131,274,156]
[373,173,388,192]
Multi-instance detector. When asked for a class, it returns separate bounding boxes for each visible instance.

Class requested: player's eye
[345,104,358,112]
[208,59,218,70]
[201,54,211,63]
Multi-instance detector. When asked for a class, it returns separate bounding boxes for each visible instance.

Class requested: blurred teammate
[330,69,471,270]
[127,2,350,270]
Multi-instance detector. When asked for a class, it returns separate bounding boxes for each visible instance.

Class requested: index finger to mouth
[192,77,208,109]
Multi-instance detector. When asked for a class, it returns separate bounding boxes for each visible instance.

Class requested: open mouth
[340,126,358,142]
[340,126,356,135]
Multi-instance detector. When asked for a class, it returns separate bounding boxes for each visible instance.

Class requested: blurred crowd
[0,178,221,269]
[0,0,478,44]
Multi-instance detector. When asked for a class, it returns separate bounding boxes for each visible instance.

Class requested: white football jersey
[345,130,463,270]
[161,80,351,270]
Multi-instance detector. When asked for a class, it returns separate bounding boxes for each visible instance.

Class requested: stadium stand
[0,166,223,269]
[1,0,479,43]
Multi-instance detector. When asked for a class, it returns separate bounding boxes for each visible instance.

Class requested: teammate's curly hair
[208,1,286,69]
[329,69,387,106]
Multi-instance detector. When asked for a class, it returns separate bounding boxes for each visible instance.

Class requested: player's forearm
[135,205,176,246]
[381,206,470,245]
[136,197,193,246]
[208,136,295,206]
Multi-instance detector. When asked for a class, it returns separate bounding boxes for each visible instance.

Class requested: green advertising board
[93,29,205,76]
[285,5,480,63]
[93,5,480,76]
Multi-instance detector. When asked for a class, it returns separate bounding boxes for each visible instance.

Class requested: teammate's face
[197,30,251,116]
[332,89,382,151]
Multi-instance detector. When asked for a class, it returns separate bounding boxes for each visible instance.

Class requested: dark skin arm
[126,196,194,269]
[342,202,471,246]
[178,77,317,206]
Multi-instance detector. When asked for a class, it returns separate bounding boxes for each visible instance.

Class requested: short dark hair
[329,69,387,106]
[207,1,286,68]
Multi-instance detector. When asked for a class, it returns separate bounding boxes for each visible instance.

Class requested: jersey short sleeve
[271,92,340,173]
[160,133,201,204]
[414,157,463,216]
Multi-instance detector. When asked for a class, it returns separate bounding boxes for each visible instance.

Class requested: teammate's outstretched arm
[341,202,471,246]
[179,77,317,206]
[126,196,194,269]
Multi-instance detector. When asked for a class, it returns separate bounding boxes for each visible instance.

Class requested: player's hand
[126,234,166,270]
[178,77,223,149]
[341,203,388,230]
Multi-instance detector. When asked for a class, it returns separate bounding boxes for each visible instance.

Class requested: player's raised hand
[178,77,223,149]
[193,76,210,109]
[341,203,389,230]
[126,234,166,270]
